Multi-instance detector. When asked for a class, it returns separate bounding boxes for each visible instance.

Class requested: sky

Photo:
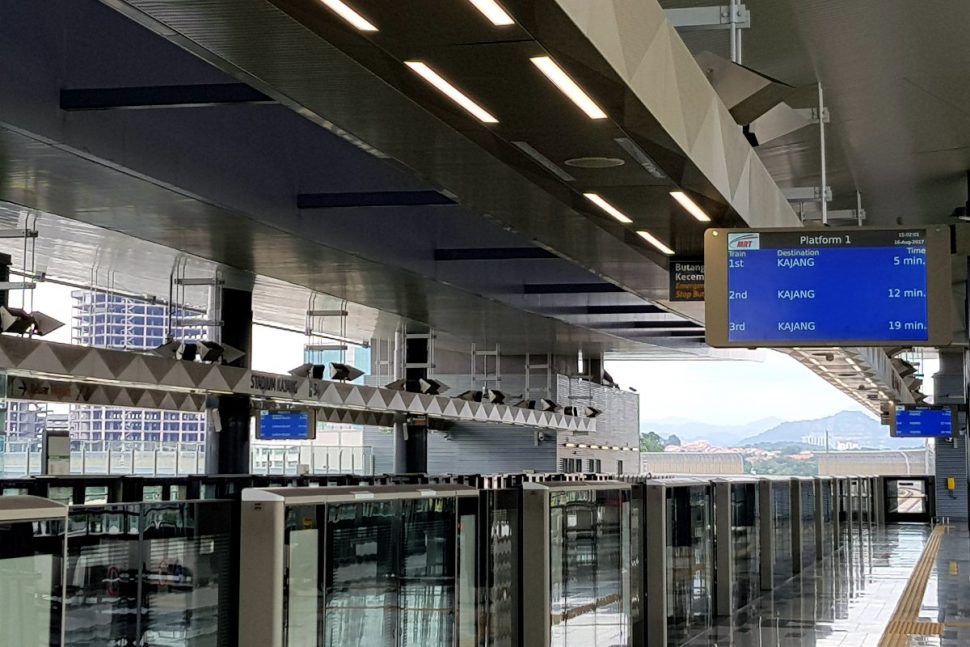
[24,281,883,427]
[20,281,309,372]
[606,351,873,426]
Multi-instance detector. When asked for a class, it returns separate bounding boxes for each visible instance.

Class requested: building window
[586,458,602,473]
[617,460,623,475]
[561,458,582,473]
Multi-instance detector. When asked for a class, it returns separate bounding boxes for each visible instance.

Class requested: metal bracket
[174,318,224,327]
[307,309,348,317]
[0,229,38,239]
[783,186,833,202]
[665,4,750,30]
[792,107,830,124]
[174,277,225,286]
[801,208,866,223]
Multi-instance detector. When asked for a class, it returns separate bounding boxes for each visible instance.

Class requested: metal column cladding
[714,481,732,617]
[790,478,803,574]
[759,479,774,591]
[644,483,667,647]
[213,287,253,476]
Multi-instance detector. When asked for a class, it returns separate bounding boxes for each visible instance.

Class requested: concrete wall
[818,450,933,476]
[641,452,744,475]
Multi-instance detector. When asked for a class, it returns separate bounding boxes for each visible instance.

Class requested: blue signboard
[893,405,954,438]
[257,410,313,440]
[704,227,951,347]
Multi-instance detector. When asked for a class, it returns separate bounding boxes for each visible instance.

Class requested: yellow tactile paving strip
[879,524,947,646]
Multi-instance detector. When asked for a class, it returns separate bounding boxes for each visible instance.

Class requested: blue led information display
[257,410,312,440]
[893,405,954,438]
[726,229,929,343]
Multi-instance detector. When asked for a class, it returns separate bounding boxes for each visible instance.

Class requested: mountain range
[642,410,925,449]
[641,416,783,446]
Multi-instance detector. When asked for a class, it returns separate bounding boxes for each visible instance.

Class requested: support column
[934,348,968,521]
[401,330,430,473]
[207,287,252,475]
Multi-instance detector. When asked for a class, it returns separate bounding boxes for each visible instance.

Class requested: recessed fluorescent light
[468,0,514,25]
[584,193,632,224]
[320,0,378,31]
[404,62,498,123]
[636,230,675,255]
[670,191,711,223]
[530,56,607,120]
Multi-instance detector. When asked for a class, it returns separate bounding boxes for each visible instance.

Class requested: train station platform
[696,524,970,647]
[3,471,946,647]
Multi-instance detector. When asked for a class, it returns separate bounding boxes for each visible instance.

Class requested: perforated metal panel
[934,439,968,521]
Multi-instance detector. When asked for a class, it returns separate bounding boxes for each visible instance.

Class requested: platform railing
[248,443,374,476]
[0,440,375,477]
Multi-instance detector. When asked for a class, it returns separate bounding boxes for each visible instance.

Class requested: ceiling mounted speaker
[418,378,449,395]
[290,363,327,379]
[329,363,365,382]
[153,340,182,359]
[0,306,34,335]
[30,311,65,336]
[538,398,559,412]
[196,341,225,363]
[215,342,246,365]
[176,342,198,362]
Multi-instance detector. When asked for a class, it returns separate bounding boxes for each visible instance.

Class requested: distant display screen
[892,405,954,438]
[704,227,951,347]
[257,410,314,440]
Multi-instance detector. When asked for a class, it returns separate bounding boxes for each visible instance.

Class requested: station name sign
[248,372,303,398]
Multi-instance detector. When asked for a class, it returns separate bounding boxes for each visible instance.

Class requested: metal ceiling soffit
[0,336,595,432]
[786,346,915,415]
[557,0,801,229]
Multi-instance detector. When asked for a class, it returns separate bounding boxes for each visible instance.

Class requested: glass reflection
[284,496,466,647]
[730,483,759,610]
[772,483,793,589]
[64,502,232,646]
[665,485,712,647]
[0,517,64,646]
[550,489,630,647]
[485,490,519,647]
[801,481,817,566]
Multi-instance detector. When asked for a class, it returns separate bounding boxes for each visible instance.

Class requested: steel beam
[434,247,557,261]
[60,83,272,110]
[523,283,625,294]
[783,186,833,202]
[665,4,750,31]
[297,190,454,209]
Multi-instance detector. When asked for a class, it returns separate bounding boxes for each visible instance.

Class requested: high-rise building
[70,291,207,443]
[5,401,50,439]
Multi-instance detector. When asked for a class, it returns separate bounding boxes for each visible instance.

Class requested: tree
[640,431,665,453]
[666,434,682,447]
